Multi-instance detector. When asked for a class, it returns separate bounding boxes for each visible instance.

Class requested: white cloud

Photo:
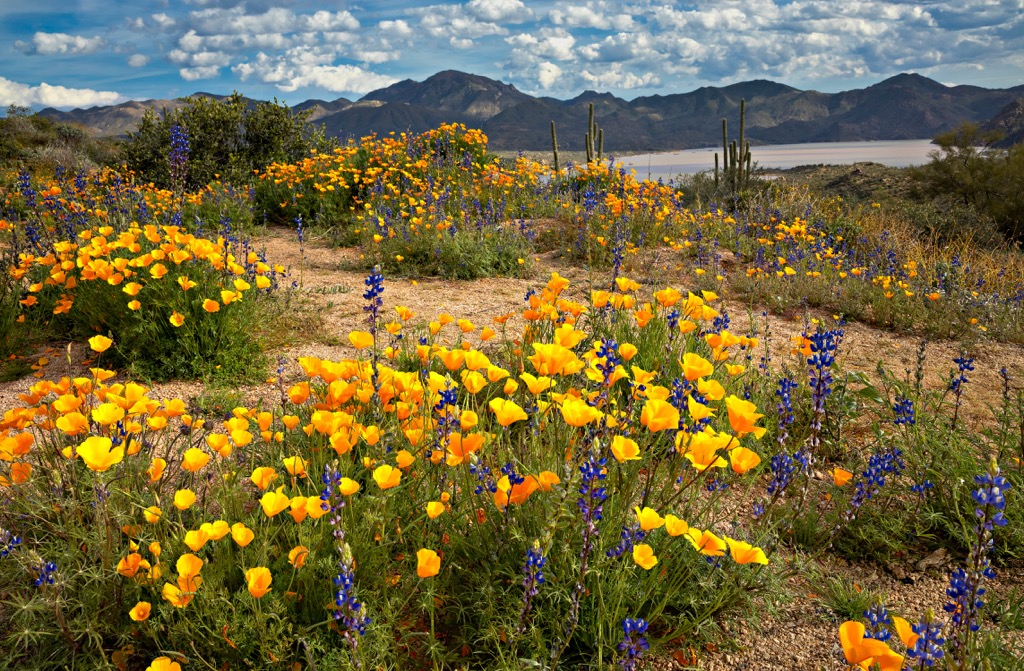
[189,7,358,36]
[152,13,176,30]
[378,19,413,38]
[411,4,508,40]
[550,3,634,30]
[233,51,397,93]
[179,66,221,81]
[128,54,150,67]
[537,61,562,89]
[0,76,124,108]
[468,0,532,22]
[24,32,106,56]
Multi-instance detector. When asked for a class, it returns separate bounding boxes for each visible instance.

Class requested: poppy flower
[173,489,196,510]
[832,468,853,486]
[417,548,441,578]
[680,352,714,381]
[426,501,445,519]
[146,458,166,483]
[289,545,308,568]
[250,466,278,490]
[838,621,904,671]
[685,528,727,556]
[176,553,203,579]
[489,398,528,427]
[520,372,552,395]
[640,399,680,432]
[494,475,539,508]
[339,477,360,495]
[462,370,487,394]
[892,616,918,649]
[117,553,151,578]
[289,496,308,523]
[245,567,272,598]
[611,435,641,462]
[619,343,638,361]
[260,487,290,517]
[145,657,181,671]
[143,506,162,524]
[177,276,196,291]
[56,412,89,435]
[181,447,210,472]
[729,447,761,474]
[538,470,560,491]
[725,395,766,439]
[77,436,125,472]
[91,402,125,426]
[632,544,658,570]
[88,335,113,353]
[202,299,220,313]
[664,514,689,536]
[231,523,255,547]
[686,395,714,421]
[184,528,210,552]
[724,537,769,565]
[373,464,402,489]
[201,520,230,540]
[169,312,185,328]
[635,506,665,531]
[348,331,374,349]
[560,397,603,427]
[283,455,307,477]
[129,601,151,621]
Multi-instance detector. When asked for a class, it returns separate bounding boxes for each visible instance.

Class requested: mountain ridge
[35,70,1024,152]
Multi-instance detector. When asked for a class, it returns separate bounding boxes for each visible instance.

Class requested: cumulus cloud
[21,32,106,56]
[550,3,635,30]
[468,0,532,22]
[179,66,222,81]
[537,61,562,89]
[152,13,176,30]
[0,76,124,108]
[233,50,397,93]
[379,19,413,38]
[128,54,150,67]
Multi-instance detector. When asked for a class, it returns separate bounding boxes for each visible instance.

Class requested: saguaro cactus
[585,102,604,164]
[550,120,560,174]
[714,98,753,193]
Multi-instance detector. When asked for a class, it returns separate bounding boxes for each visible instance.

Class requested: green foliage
[122,94,328,190]
[365,225,534,280]
[0,105,119,172]
[911,122,1024,241]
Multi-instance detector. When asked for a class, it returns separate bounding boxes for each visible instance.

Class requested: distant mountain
[981,98,1024,148]
[38,97,187,137]
[362,70,533,121]
[33,71,1024,152]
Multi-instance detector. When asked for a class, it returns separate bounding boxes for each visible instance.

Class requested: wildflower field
[0,122,1022,671]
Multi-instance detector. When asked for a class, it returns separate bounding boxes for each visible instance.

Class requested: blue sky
[2,0,1022,109]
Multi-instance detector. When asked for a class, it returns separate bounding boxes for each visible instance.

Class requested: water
[619,139,937,182]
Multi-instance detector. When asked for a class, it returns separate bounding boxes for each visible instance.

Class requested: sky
[2,0,1023,110]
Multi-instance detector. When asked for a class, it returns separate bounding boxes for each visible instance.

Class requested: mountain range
[37,70,1024,152]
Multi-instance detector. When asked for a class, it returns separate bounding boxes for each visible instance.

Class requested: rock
[915,547,949,572]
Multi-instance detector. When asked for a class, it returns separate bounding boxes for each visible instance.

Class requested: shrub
[123,94,328,190]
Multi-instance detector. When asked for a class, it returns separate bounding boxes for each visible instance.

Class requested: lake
[618,139,937,181]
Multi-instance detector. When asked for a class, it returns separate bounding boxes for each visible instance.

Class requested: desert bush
[123,94,327,190]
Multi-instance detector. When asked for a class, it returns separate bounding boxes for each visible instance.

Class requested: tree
[911,122,1024,241]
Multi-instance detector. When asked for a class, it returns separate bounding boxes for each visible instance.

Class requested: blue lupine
[617,618,650,671]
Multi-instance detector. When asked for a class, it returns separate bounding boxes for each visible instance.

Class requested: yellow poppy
[417,548,441,578]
